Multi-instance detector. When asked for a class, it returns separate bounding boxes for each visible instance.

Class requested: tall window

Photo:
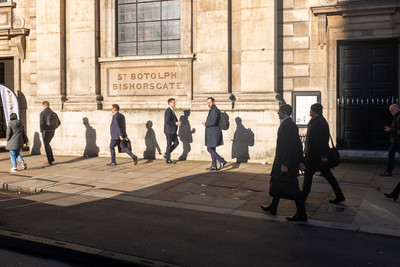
[117,0,181,56]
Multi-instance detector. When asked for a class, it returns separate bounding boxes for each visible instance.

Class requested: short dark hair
[9,113,18,120]
[42,101,49,107]
[168,98,175,104]
[112,104,120,111]
[207,97,215,102]
[279,104,292,116]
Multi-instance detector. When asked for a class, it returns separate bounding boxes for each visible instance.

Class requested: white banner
[0,85,19,126]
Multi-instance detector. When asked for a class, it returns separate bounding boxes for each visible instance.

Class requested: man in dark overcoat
[40,101,59,165]
[380,104,400,176]
[202,97,227,170]
[302,103,345,204]
[108,104,138,166]
[164,98,181,164]
[260,104,307,222]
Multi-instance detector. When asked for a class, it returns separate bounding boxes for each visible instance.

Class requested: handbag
[328,134,340,168]
[118,137,132,153]
[269,172,300,200]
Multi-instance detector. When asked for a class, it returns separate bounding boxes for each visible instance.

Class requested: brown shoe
[43,162,52,166]
[380,171,392,177]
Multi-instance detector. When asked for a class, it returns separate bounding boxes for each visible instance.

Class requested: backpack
[46,110,61,130]
[219,111,230,130]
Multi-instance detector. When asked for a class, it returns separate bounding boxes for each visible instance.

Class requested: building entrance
[337,39,399,150]
[0,58,14,139]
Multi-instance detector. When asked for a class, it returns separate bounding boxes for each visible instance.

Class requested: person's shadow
[232,117,254,163]
[83,117,99,157]
[144,120,161,160]
[178,110,195,161]
[31,131,41,155]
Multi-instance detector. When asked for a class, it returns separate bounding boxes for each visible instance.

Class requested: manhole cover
[327,206,345,213]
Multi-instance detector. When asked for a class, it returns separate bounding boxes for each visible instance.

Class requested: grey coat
[205,105,223,147]
[6,120,26,151]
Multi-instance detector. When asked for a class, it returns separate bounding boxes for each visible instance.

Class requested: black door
[337,39,398,150]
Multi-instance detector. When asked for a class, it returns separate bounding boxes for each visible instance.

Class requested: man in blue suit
[108,104,138,166]
[164,98,181,164]
[202,97,227,171]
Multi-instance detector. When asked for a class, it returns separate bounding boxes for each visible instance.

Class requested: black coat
[205,105,223,148]
[40,107,53,132]
[271,118,303,178]
[164,108,178,134]
[304,115,330,171]
[389,111,400,144]
[110,112,127,140]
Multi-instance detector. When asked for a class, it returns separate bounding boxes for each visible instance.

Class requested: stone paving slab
[0,152,400,237]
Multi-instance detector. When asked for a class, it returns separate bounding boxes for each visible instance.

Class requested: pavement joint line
[0,229,182,267]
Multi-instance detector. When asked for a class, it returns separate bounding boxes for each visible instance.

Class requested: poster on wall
[0,84,19,126]
[292,91,321,127]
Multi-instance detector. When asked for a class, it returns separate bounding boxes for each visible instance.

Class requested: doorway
[337,39,399,150]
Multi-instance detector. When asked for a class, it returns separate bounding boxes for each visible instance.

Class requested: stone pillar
[36,0,65,109]
[237,0,278,104]
[193,1,229,101]
[64,0,100,111]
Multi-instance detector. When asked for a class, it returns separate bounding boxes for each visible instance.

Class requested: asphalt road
[0,191,398,266]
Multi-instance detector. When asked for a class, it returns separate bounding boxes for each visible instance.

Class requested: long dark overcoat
[270,118,303,178]
[304,115,330,171]
[205,105,223,148]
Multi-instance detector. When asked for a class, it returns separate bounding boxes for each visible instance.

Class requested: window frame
[115,0,181,57]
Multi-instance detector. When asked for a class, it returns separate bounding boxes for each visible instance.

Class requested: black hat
[311,103,323,115]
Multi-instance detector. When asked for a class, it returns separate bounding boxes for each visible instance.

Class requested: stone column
[36,0,66,109]
[64,0,101,111]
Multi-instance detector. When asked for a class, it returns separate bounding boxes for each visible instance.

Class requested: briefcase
[269,172,300,200]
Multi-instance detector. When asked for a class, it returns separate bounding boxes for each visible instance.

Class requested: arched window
[117,0,181,56]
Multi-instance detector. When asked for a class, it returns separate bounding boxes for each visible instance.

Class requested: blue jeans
[386,143,400,173]
[10,149,23,168]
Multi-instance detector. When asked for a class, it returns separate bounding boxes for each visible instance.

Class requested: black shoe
[384,192,399,201]
[329,195,346,204]
[260,204,277,215]
[286,213,307,222]
[166,160,176,164]
[206,167,217,171]
[220,161,227,170]
[107,162,117,166]
[133,156,138,166]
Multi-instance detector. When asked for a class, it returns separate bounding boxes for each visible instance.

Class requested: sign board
[0,84,19,126]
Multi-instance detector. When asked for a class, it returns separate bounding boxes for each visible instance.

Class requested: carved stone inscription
[108,64,190,96]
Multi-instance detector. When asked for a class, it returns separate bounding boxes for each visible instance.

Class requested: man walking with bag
[302,103,345,204]
[202,97,227,171]
[108,104,138,166]
[260,104,307,222]
[40,101,60,166]
[164,98,181,164]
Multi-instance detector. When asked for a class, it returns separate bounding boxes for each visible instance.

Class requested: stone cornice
[311,1,400,16]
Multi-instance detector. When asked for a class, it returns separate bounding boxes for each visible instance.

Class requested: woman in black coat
[6,113,27,172]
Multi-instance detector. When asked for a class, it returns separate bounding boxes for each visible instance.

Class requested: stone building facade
[0,0,399,162]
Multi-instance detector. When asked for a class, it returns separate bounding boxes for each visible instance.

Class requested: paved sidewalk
[0,151,399,238]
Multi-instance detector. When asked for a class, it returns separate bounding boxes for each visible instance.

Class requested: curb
[0,230,181,266]
[3,183,42,194]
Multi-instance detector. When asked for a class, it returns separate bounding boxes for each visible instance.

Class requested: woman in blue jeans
[6,113,27,172]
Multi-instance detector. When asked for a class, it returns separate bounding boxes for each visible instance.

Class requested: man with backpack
[40,101,61,165]
[202,97,227,170]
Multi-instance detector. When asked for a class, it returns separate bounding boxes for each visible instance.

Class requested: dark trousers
[386,143,400,173]
[269,185,306,217]
[302,168,343,202]
[110,139,136,163]
[42,130,55,163]
[391,182,400,195]
[165,133,179,161]
[207,147,224,168]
